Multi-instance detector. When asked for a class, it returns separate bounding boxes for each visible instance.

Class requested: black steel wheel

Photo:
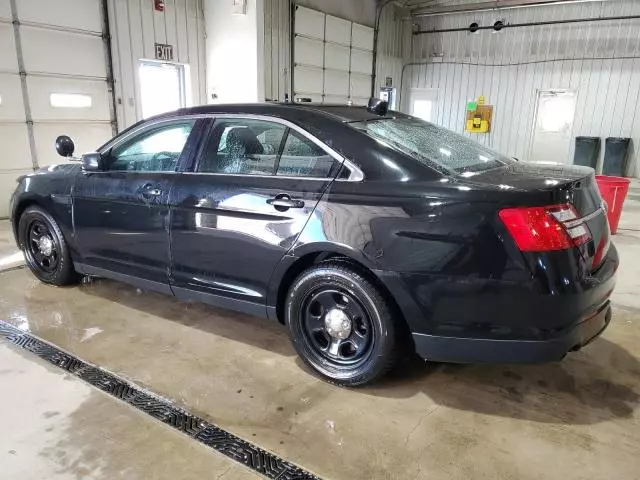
[285,261,398,386]
[18,206,79,285]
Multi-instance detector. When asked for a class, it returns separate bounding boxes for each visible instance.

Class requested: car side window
[276,130,342,178]
[198,119,286,175]
[108,121,195,172]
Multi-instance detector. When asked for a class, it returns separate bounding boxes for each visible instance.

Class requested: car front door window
[108,121,195,172]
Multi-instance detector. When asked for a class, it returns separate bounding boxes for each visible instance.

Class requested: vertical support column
[9,0,38,171]
[100,0,119,136]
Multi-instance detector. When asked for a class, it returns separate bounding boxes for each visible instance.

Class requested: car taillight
[499,204,592,252]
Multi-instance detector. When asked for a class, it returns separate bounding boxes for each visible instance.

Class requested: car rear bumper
[412,300,611,363]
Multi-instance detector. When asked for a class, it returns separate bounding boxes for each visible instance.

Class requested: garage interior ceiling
[293,5,374,105]
[407,0,612,16]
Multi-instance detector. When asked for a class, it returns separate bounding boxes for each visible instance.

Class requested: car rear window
[350,117,513,176]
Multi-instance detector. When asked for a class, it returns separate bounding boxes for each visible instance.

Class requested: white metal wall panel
[0,24,18,71]
[294,66,324,95]
[20,27,106,77]
[295,6,325,39]
[350,73,371,99]
[34,123,113,168]
[325,15,351,45]
[325,95,349,104]
[375,4,408,99]
[324,70,349,96]
[27,77,111,122]
[264,0,290,101]
[406,0,640,175]
[351,24,373,51]
[1,125,31,170]
[295,37,324,67]
[324,43,350,71]
[108,0,207,130]
[0,0,10,19]
[351,49,373,75]
[18,0,102,32]
[0,74,25,121]
[0,0,115,217]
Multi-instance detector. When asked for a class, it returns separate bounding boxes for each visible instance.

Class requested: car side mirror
[55,135,75,158]
[81,152,103,172]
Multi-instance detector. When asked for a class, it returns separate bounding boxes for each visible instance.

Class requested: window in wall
[108,121,195,172]
[412,99,433,122]
[139,61,189,119]
[50,93,92,108]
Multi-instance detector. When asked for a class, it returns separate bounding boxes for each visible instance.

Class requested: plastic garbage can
[573,136,600,169]
[602,137,631,176]
[595,175,631,234]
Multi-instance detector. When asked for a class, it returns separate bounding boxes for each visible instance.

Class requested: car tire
[285,261,398,386]
[18,206,79,286]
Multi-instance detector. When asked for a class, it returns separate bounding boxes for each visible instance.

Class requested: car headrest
[226,128,264,156]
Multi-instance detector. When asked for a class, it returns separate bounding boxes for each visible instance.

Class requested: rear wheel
[18,206,79,285]
[285,262,398,386]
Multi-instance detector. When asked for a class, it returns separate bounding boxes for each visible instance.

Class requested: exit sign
[155,43,174,61]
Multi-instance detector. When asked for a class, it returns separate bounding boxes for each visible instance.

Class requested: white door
[529,89,577,164]
[409,88,438,122]
[0,0,114,217]
[139,61,188,119]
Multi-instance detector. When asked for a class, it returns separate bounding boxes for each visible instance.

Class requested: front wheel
[18,206,79,286]
[285,262,398,386]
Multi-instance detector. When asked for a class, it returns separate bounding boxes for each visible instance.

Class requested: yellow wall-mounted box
[465,104,493,133]
[465,119,490,133]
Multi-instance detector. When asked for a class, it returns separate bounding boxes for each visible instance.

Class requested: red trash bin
[595,175,631,235]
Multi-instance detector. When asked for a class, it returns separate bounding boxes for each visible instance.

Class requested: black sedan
[10,100,617,386]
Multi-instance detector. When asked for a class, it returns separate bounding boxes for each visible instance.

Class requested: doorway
[138,61,189,119]
[408,88,438,122]
[529,89,577,164]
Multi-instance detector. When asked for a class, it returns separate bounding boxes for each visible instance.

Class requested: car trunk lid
[465,162,609,271]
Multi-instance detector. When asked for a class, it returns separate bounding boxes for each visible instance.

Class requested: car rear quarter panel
[285,179,533,334]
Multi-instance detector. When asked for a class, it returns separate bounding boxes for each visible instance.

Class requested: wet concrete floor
[0,343,258,479]
[1,182,640,479]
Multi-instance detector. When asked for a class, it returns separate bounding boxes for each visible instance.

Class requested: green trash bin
[573,136,600,169]
[603,137,631,176]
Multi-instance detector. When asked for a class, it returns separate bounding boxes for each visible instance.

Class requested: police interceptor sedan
[10,99,617,386]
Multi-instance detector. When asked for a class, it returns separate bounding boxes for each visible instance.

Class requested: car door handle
[266,194,305,211]
[141,184,163,197]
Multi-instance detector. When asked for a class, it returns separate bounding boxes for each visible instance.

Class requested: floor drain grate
[0,320,320,480]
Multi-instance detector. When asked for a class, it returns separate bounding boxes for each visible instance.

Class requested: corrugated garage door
[0,0,114,217]
[293,5,373,106]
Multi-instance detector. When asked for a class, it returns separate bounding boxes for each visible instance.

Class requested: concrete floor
[1,183,640,479]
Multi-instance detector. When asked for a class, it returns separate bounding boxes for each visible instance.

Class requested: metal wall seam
[100,0,118,136]
[9,0,38,171]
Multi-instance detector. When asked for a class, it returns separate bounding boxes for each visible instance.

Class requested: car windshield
[351,117,513,176]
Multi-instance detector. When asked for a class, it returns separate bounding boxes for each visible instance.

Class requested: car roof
[156,102,403,123]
